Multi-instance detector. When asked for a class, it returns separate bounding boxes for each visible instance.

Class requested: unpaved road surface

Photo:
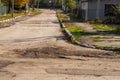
[0,9,120,80]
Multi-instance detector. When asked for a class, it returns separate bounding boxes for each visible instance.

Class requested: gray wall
[0,6,9,16]
[87,0,120,20]
[87,0,97,20]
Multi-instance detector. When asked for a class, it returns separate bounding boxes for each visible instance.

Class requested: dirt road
[0,9,120,80]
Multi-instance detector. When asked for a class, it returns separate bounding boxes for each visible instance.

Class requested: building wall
[0,6,9,16]
[87,0,97,20]
[87,0,120,20]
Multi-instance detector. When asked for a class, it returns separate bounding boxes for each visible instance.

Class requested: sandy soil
[0,9,119,80]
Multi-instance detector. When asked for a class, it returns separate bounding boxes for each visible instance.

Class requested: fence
[0,6,9,16]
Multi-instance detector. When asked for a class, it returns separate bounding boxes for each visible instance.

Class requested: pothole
[13,47,68,58]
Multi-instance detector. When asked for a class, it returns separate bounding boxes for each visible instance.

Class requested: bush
[104,7,120,24]
[115,7,120,24]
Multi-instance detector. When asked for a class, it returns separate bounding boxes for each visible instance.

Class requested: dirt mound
[13,47,67,58]
[12,46,120,59]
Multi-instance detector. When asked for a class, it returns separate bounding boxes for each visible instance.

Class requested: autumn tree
[1,0,30,10]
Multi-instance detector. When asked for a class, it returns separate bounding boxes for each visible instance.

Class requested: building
[78,0,120,21]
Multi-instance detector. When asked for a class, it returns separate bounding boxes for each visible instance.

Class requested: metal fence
[0,6,9,16]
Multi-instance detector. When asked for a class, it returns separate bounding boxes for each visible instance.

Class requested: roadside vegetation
[92,24,116,31]
[0,13,20,21]
[0,0,41,21]
[32,10,41,15]
[57,12,69,21]
[56,0,120,51]
[57,8,120,51]
[66,26,85,41]
[91,24,120,34]
[0,9,41,21]
[0,0,41,29]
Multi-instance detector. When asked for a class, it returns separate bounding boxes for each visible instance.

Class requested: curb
[56,12,92,48]
[0,11,41,28]
[64,27,95,49]
[0,16,23,28]
[56,12,95,49]
[0,16,23,23]
[57,17,95,49]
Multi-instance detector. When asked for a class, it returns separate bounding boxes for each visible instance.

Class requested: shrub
[104,7,120,24]
[115,7,120,24]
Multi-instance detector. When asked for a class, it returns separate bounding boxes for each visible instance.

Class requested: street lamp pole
[12,0,14,17]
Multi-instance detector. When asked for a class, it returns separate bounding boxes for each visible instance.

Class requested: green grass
[0,9,41,21]
[66,26,86,41]
[57,13,69,20]
[95,45,120,51]
[92,24,120,34]
[0,13,25,21]
[29,8,41,15]
[92,24,116,31]
[0,14,12,21]
[66,25,98,41]
[32,10,41,15]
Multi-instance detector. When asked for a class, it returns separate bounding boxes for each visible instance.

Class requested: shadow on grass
[98,29,120,35]
[70,29,120,41]
[70,31,98,41]
[71,31,98,36]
